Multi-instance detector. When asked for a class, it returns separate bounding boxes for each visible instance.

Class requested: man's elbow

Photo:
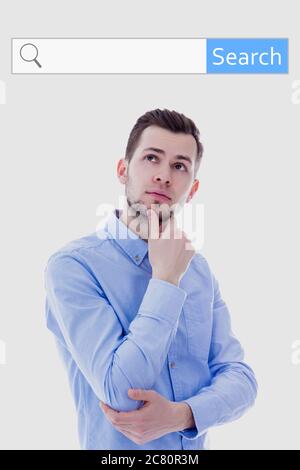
[101,369,144,412]
[102,389,143,412]
[219,362,258,407]
[237,363,258,407]
[246,370,258,406]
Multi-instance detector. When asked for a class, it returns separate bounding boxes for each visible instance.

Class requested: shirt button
[170,361,176,369]
[134,255,140,262]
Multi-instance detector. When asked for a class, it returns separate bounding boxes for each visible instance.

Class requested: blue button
[206,38,288,74]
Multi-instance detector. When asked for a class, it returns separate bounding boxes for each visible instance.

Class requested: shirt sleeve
[44,253,187,412]
[178,273,258,440]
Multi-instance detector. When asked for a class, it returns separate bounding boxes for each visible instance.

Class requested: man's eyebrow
[142,147,193,165]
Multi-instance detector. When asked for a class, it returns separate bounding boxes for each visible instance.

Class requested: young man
[44,108,257,450]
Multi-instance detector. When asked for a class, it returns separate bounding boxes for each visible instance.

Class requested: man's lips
[145,191,171,201]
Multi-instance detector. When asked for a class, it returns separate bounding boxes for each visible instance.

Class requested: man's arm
[44,253,187,412]
[178,274,258,440]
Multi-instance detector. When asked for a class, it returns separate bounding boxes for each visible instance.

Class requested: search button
[20,43,42,68]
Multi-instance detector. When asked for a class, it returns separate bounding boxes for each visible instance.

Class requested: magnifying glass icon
[20,43,42,68]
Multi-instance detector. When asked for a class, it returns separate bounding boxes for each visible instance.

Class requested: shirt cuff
[138,278,187,326]
[178,392,220,440]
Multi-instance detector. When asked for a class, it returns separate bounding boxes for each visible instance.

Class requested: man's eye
[174,163,187,171]
[145,155,186,171]
[145,154,158,162]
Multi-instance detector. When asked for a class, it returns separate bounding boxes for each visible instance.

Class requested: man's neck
[119,208,149,242]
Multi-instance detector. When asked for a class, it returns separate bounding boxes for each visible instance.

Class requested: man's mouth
[145,191,171,201]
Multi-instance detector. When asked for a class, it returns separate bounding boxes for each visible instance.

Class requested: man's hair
[125,108,203,177]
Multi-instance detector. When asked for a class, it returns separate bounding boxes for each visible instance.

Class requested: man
[44,108,257,450]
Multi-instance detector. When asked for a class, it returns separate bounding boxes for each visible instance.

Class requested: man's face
[117,125,199,223]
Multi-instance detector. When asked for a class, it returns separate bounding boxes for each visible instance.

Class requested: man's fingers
[147,207,176,239]
[160,215,177,239]
[147,208,160,239]
[101,406,142,426]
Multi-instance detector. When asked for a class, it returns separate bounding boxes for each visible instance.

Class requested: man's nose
[153,171,171,185]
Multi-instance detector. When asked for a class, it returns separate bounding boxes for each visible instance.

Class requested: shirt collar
[105,208,148,266]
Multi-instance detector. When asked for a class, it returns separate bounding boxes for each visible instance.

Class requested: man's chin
[127,198,177,222]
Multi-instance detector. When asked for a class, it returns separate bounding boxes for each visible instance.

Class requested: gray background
[0,0,299,450]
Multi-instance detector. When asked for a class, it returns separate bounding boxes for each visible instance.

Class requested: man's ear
[117,159,128,184]
[186,179,200,203]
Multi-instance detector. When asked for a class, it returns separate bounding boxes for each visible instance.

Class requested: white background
[0,0,299,450]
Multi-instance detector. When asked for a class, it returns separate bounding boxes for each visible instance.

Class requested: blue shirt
[44,208,257,450]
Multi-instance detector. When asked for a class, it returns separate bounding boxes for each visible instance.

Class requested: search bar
[12,38,207,74]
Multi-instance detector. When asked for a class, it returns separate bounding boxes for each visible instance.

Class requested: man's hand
[147,208,195,286]
[99,389,195,445]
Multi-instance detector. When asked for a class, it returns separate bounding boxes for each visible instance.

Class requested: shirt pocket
[183,295,213,361]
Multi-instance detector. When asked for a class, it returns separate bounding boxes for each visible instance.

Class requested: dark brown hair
[125,108,203,177]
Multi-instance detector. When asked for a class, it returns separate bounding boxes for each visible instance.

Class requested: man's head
[117,108,203,225]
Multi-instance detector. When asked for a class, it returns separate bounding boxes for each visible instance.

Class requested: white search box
[12,38,207,74]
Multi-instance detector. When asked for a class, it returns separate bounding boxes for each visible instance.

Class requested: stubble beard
[123,181,175,239]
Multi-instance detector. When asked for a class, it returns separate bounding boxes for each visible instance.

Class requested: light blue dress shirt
[44,208,257,450]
